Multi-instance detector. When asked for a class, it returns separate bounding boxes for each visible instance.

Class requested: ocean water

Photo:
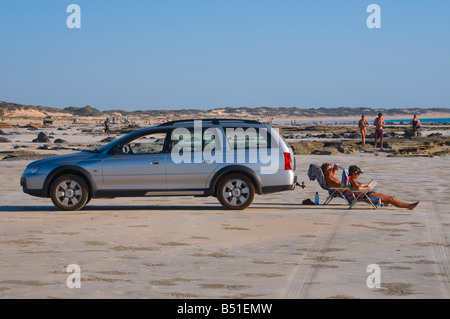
[281,117,450,125]
[386,118,450,124]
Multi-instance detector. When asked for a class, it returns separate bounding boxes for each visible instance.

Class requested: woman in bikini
[358,115,370,146]
[348,165,420,210]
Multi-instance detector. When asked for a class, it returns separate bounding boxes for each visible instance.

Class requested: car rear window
[223,126,274,150]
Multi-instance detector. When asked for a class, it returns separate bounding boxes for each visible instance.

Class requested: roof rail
[157,119,261,126]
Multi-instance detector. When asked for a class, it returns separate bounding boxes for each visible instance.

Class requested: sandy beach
[0,122,449,299]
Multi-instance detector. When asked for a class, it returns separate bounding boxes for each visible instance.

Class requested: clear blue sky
[1,0,449,111]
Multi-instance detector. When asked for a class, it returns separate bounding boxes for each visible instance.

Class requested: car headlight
[25,166,40,174]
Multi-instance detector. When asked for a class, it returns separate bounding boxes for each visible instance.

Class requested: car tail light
[284,152,292,170]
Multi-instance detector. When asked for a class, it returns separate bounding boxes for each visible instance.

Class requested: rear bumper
[261,175,297,194]
[21,177,46,197]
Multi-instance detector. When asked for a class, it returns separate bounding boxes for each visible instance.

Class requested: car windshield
[92,130,142,153]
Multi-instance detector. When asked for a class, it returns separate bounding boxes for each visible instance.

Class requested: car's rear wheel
[50,174,89,211]
[216,174,255,210]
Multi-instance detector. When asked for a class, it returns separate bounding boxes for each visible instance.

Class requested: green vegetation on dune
[62,105,104,116]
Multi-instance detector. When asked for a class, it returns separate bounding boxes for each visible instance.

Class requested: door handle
[150,161,160,165]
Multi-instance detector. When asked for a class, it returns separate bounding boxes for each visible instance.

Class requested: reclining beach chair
[307,164,351,206]
[307,164,382,210]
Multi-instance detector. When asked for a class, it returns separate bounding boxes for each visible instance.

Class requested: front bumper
[20,177,46,197]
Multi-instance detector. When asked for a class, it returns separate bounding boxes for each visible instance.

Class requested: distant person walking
[104,118,110,135]
[374,113,385,150]
[358,115,370,146]
[410,114,421,137]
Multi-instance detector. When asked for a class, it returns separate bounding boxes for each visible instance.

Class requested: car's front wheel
[50,174,89,211]
[216,174,255,210]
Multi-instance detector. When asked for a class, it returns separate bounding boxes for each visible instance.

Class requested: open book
[367,179,377,189]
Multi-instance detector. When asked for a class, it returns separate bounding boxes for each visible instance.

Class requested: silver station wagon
[21,119,297,210]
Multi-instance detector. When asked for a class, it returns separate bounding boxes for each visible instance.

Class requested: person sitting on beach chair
[348,165,420,210]
[321,162,341,188]
[307,163,351,205]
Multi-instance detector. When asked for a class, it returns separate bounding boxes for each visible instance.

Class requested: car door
[165,126,222,191]
[101,129,169,191]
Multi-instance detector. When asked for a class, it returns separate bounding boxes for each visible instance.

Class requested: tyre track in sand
[424,201,450,297]
[283,209,346,298]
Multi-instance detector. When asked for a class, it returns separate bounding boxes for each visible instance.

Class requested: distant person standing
[374,113,385,150]
[358,115,370,146]
[410,114,421,137]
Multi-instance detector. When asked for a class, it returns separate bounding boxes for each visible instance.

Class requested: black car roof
[158,119,262,126]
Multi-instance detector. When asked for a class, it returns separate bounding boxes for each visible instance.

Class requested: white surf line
[425,201,450,298]
[282,209,346,299]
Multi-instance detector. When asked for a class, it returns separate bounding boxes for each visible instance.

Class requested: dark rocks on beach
[0,150,54,161]
[127,124,142,129]
[0,137,11,143]
[323,142,338,148]
[0,130,5,135]
[403,129,422,138]
[32,132,50,143]
[54,138,68,143]
[119,125,142,134]
[428,132,443,138]
[291,135,450,157]
[312,150,333,155]
[100,136,116,143]
[346,132,359,139]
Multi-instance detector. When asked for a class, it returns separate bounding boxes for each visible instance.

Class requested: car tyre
[216,174,255,210]
[50,174,89,211]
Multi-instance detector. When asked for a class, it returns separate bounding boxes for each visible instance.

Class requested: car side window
[223,126,272,149]
[170,127,220,152]
[120,131,167,155]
